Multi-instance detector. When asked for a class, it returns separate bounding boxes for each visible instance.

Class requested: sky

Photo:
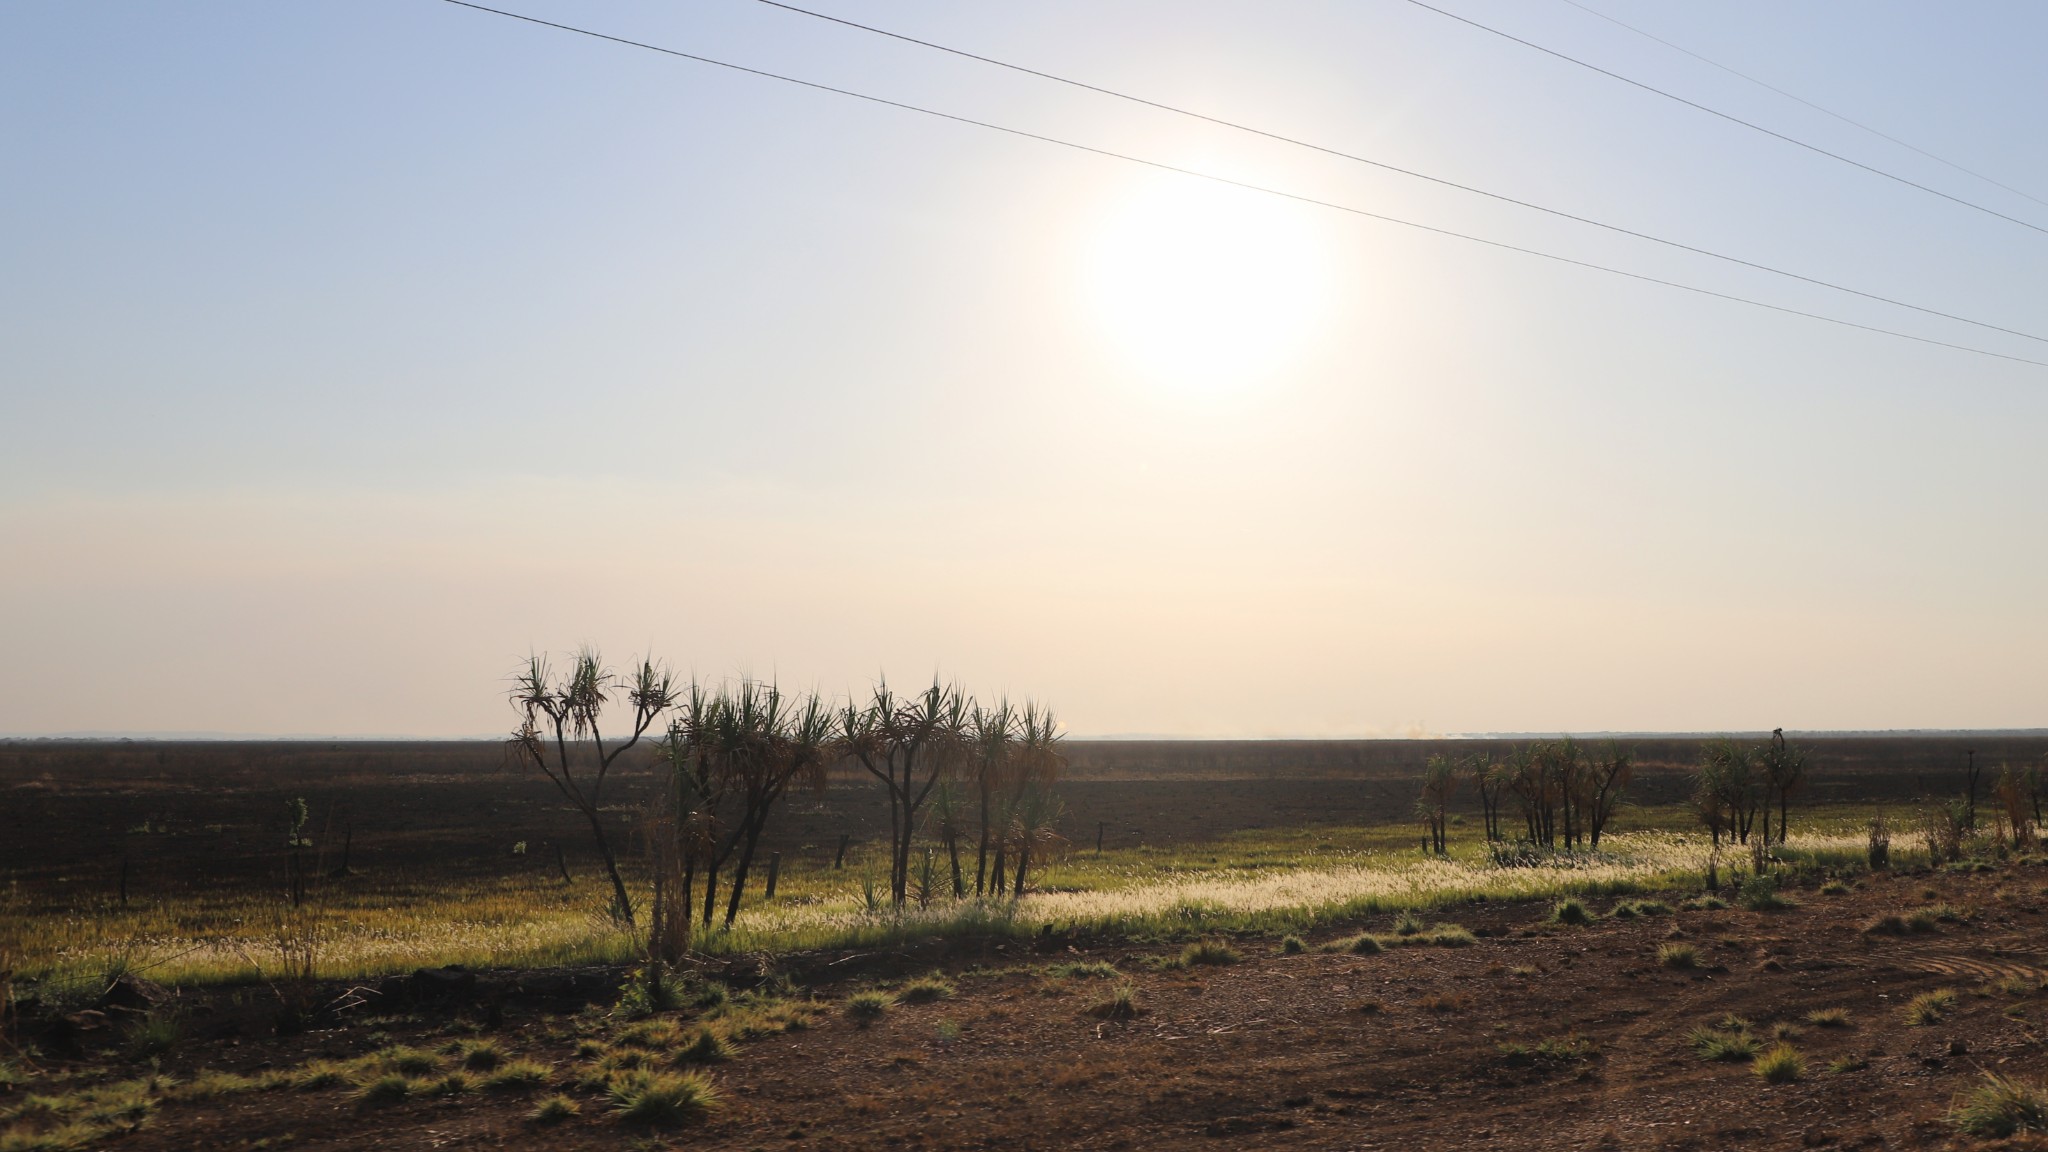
[3,1,2045,738]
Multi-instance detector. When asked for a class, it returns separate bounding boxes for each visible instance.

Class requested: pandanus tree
[509,650,679,926]
[843,680,970,908]
[1416,754,1459,854]
[658,681,836,940]
[991,704,1065,897]
[1756,728,1806,846]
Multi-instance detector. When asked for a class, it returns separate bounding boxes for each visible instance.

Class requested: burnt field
[2,734,2038,893]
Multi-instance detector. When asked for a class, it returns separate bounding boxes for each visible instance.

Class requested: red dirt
[24,863,2048,1151]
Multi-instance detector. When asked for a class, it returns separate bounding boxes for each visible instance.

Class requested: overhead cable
[434,0,2047,369]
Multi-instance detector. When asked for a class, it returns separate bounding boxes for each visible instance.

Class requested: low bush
[1681,894,1729,911]
[1737,874,1794,911]
[1279,935,1307,955]
[1551,899,1591,926]
[1390,912,1426,937]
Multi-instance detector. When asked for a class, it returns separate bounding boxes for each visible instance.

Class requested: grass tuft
[607,1070,720,1127]
[1689,1027,1761,1062]
[528,1093,581,1125]
[1752,1043,1805,1084]
[1657,943,1699,969]
[353,1072,417,1105]
[1086,983,1141,1020]
[844,990,894,1024]
[1904,988,1959,1026]
[1551,899,1591,926]
[482,1060,551,1092]
[1279,935,1307,955]
[673,1028,734,1065]
[1804,1007,1852,1028]
[898,974,956,1004]
[1180,940,1241,967]
[1951,1073,2048,1137]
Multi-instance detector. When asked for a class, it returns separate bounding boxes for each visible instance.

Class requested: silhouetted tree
[510,650,677,925]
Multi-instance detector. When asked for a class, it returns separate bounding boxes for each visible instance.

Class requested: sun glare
[1086,175,1331,388]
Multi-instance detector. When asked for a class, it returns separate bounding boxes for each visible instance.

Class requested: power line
[1555,0,2048,211]
[750,0,2048,347]
[1398,0,2048,239]
[433,0,2047,370]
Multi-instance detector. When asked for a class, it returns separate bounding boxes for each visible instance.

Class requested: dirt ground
[19,862,2048,1151]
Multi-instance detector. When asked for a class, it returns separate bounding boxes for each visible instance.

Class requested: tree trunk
[583,805,635,926]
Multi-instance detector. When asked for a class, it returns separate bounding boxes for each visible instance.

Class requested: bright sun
[1086,175,1331,388]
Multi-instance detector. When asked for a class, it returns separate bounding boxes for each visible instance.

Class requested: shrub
[529,1093,581,1124]
[482,1061,550,1092]
[1086,983,1140,1020]
[1657,943,1699,970]
[1951,1073,2048,1137]
[1181,941,1241,967]
[1420,925,1476,947]
[1551,899,1591,926]
[1752,1043,1805,1083]
[1682,895,1729,911]
[898,974,955,1004]
[1904,988,1959,1026]
[1612,899,1671,918]
[1390,912,1426,937]
[121,1014,180,1062]
[1049,961,1118,979]
[607,1070,720,1127]
[1279,935,1307,955]
[844,991,894,1024]
[1804,1007,1852,1028]
[673,1028,733,1065]
[1689,1027,1761,1062]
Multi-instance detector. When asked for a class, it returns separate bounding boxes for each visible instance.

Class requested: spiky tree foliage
[1003,706,1066,896]
[842,680,970,908]
[1578,742,1633,849]
[1757,728,1807,846]
[1468,752,1505,842]
[966,701,1015,897]
[1416,754,1460,854]
[1694,739,1763,846]
[510,650,678,926]
[1994,763,2038,849]
[662,681,836,933]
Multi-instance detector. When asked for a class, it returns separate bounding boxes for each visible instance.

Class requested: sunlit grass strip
[3,827,1872,985]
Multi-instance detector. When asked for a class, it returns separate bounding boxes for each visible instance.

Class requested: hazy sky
[4,1,2045,737]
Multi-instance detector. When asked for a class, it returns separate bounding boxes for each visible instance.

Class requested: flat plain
[3,735,2047,1150]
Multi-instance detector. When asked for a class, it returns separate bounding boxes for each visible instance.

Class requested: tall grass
[2,820,1879,987]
